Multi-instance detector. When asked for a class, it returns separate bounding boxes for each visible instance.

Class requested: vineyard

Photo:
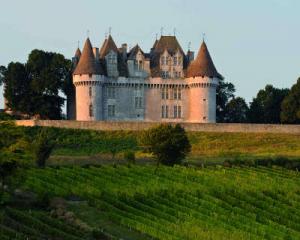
[1,165,299,239]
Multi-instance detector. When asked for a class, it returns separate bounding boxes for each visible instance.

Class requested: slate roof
[128,44,144,60]
[99,35,119,59]
[73,38,103,75]
[187,41,223,79]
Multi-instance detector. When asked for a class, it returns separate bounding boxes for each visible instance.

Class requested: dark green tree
[248,85,289,123]
[139,124,191,168]
[281,78,300,124]
[216,80,236,122]
[2,62,31,114]
[2,50,72,119]
[224,97,249,123]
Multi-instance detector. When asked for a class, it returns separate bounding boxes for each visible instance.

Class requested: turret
[187,41,222,123]
[73,38,105,121]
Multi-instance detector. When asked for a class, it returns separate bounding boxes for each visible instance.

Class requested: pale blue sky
[1,0,300,108]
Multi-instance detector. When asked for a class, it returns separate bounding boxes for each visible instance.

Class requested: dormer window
[178,56,182,65]
[173,56,177,66]
[161,56,166,65]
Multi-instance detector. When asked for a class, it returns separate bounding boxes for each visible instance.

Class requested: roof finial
[108,27,112,36]
[188,41,191,51]
[77,41,80,48]
[105,31,108,39]
[173,28,176,36]
[155,33,158,40]
[160,27,164,36]
[87,30,90,38]
[202,33,206,42]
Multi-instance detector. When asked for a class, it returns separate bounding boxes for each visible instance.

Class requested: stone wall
[14,120,300,134]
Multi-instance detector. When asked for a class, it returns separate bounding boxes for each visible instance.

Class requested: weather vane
[77,41,80,48]
[173,28,176,36]
[188,41,191,51]
[108,27,112,35]
[202,33,206,42]
[160,27,164,36]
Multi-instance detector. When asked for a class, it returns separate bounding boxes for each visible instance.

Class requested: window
[178,56,182,65]
[174,105,181,118]
[173,88,181,100]
[138,60,143,70]
[108,105,115,117]
[89,74,92,78]
[161,88,168,100]
[178,106,181,118]
[165,105,169,118]
[174,106,177,118]
[173,56,177,66]
[161,88,165,99]
[89,104,93,117]
[203,116,207,120]
[107,87,116,99]
[161,71,169,79]
[135,97,142,109]
[89,87,92,97]
[161,56,166,65]
[178,88,181,100]
[203,99,206,101]
[161,105,169,118]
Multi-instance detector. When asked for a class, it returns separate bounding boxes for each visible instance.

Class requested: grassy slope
[49,129,300,165]
[9,165,298,240]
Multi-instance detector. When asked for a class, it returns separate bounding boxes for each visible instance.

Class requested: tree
[2,50,72,119]
[281,78,300,124]
[32,128,55,168]
[248,85,289,123]
[224,97,249,123]
[139,124,191,168]
[2,62,32,114]
[216,80,236,122]
[0,122,30,183]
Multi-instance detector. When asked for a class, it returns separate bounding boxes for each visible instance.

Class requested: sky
[1,0,300,109]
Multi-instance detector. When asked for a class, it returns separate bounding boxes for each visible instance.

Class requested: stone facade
[70,35,223,123]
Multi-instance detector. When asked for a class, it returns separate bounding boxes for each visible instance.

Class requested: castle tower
[187,41,223,123]
[73,38,105,120]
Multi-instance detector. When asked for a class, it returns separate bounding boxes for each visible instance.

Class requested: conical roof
[75,48,81,58]
[187,41,223,79]
[99,35,119,58]
[73,38,103,75]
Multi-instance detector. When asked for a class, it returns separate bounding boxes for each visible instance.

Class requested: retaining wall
[14,120,300,134]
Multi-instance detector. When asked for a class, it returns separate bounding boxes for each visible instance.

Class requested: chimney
[121,43,127,60]
[93,47,99,61]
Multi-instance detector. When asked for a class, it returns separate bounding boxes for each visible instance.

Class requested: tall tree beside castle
[281,78,300,124]
[1,50,72,119]
[248,85,289,123]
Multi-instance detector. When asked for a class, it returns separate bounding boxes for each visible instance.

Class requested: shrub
[124,151,135,165]
[139,124,191,167]
[32,128,55,168]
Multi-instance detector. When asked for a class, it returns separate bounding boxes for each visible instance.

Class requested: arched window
[89,104,93,117]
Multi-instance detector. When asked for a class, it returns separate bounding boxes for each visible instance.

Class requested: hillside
[1,165,300,239]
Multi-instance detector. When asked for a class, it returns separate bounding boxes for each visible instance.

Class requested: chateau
[69,34,223,123]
